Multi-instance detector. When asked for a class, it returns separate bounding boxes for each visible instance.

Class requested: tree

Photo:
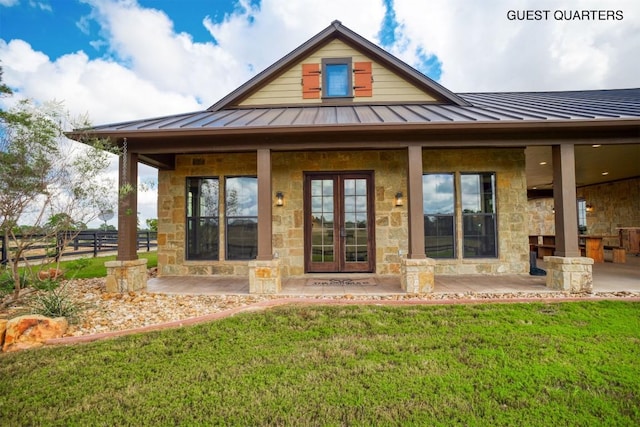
[145,218,158,232]
[0,74,115,300]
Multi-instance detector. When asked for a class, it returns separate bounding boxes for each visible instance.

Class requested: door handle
[340,227,346,237]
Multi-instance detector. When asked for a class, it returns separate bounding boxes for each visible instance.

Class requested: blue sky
[1,0,638,225]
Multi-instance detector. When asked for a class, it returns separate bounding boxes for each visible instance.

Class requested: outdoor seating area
[529,232,631,264]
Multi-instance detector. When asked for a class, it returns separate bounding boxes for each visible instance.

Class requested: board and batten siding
[238,39,438,106]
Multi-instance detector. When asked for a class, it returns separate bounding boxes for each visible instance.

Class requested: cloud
[392,0,640,91]
[0,0,19,7]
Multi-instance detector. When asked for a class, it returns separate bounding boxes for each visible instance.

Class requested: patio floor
[147,255,640,296]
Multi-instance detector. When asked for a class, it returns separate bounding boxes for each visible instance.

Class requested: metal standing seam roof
[86,89,640,134]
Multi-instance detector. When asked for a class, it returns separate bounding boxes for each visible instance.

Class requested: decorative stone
[3,315,68,352]
[544,256,593,293]
[105,259,148,293]
[0,319,7,348]
[401,258,436,293]
[248,259,281,294]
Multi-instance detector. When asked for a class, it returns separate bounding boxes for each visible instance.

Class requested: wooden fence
[0,231,157,265]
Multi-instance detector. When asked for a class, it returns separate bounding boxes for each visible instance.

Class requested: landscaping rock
[0,319,7,348]
[3,315,68,352]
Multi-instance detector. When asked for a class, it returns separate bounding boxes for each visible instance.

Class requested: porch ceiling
[526,144,640,190]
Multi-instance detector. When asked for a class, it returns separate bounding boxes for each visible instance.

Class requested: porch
[146,255,640,296]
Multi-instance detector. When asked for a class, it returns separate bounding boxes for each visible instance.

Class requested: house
[69,21,640,294]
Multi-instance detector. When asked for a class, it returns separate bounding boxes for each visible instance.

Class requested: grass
[1,300,639,425]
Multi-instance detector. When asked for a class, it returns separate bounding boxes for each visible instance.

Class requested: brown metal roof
[84,88,640,135]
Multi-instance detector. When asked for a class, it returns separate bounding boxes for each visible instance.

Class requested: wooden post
[256,149,273,260]
[407,145,425,259]
[117,148,139,261]
[552,144,580,257]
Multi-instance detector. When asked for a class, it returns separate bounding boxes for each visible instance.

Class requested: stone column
[105,259,148,293]
[401,258,435,293]
[544,256,593,293]
[249,259,281,294]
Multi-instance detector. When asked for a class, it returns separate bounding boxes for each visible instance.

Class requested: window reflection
[226,177,258,260]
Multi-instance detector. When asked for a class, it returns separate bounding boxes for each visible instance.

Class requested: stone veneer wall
[271,150,407,277]
[157,150,408,277]
[423,148,529,275]
[577,177,640,240]
[527,177,639,246]
[527,198,555,237]
[157,153,258,276]
[157,148,529,277]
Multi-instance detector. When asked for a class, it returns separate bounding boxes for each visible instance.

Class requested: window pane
[461,173,495,214]
[187,178,218,217]
[325,64,349,97]
[186,178,219,260]
[463,214,497,257]
[226,177,258,217]
[226,218,257,260]
[423,174,454,214]
[461,173,497,258]
[423,174,455,258]
[226,177,258,260]
[424,215,455,258]
[187,218,219,260]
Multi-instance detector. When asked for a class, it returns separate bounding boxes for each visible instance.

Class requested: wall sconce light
[586,204,594,213]
[395,192,403,207]
[275,191,284,207]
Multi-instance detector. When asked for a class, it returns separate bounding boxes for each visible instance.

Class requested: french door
[304,172,375,273]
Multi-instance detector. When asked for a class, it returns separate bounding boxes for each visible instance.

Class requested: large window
[461,173,497,258]
[225,177,258,260]
[322,58,352,98]
[422,172,498,259]
[423,174,455,258]
[186,177,219,260]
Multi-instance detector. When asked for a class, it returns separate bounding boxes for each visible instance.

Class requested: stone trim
[544,256,593,293]
[249,259,281,294]
[401,258,435,293]
[105,259,148,293]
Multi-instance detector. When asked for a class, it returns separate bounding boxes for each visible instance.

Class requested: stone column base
[544,256,593,293]
[249,259,281,294]
[401,258,436,293]
[105,259,148,293]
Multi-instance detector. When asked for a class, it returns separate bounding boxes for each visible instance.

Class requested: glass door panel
[305,173,374,273]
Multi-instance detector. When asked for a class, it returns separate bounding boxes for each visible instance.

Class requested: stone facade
[423,148,529,275]
[545,256,593,293]
[105,259,148,293]
[156,147,529,280]
[528,177,640,247]
[401,258,435,293]
[577,177,640,239]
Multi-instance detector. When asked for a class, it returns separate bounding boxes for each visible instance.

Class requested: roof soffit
[207,20,470,111]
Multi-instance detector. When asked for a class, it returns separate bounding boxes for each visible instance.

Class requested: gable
[237,39,439,107]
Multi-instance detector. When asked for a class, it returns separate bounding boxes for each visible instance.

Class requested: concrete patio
[147,255,640,296]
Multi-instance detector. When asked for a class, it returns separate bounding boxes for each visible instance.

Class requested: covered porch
[146,255,640,296]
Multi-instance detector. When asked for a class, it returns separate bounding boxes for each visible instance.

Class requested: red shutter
[302,63,321,99]
[353,62,372,97]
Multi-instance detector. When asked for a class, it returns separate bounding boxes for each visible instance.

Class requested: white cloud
[392,0,640,91]
[0,0,19,7]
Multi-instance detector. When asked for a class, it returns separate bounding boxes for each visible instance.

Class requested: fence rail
[0,231,157,265]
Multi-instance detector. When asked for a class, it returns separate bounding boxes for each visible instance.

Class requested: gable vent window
[302,59,373,100]
[322,58,352,98]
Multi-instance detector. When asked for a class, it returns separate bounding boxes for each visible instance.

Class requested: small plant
[32,277,61,292]
[0,270,29,296]
[29,286,80,322]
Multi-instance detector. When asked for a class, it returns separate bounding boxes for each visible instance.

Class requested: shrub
[30,286,80,322]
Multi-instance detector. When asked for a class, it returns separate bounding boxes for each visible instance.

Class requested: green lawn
[1,301,639,425]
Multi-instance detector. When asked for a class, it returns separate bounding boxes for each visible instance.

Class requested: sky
[1,0,639,227]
